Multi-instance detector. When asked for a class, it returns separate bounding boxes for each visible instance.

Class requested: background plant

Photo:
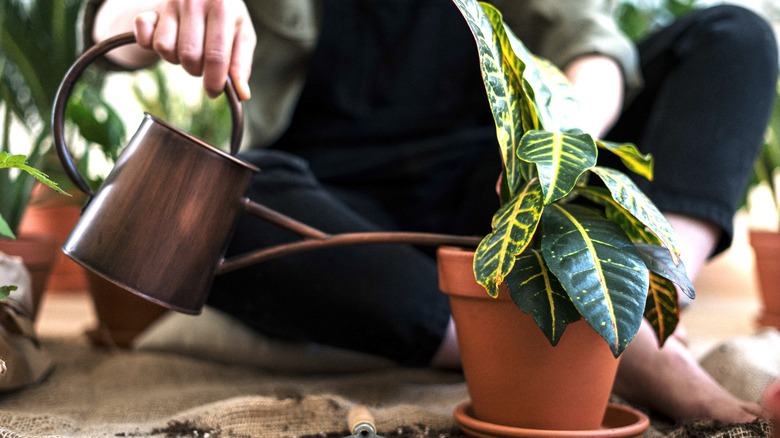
[0,0,125,234]
[616,0,697,40]
[452,0,693,357]
[0,151,66,297]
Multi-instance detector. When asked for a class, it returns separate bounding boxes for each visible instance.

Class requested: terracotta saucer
[453,401,650,438]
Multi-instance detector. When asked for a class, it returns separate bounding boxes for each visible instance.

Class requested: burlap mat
[0,334,773,437]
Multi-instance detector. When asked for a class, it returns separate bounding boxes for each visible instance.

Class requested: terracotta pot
[0,233,59,320]
[437,246,620,431]
[19,186,87,292]
[749,230,780,329]
[85,270,168,348]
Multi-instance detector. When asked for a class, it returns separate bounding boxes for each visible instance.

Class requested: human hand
[132,0,256,100]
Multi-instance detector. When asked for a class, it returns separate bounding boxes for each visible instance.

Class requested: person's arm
[494,0,639,135]
[92,0,256,100]
[564,54,624,137]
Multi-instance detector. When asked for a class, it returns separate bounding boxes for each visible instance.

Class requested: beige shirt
[244,0,640,147]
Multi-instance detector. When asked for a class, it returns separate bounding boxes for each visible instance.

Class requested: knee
[694,5,778,69]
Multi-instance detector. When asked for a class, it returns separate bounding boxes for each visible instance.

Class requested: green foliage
[452,0,692,357]
[0,0,125,233]
[132,65,232,150]
[616,0,698,41]
[0,150,65,293]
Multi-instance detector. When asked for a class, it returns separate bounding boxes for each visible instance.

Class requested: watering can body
[63,114,256,314]
[53,33,250,315]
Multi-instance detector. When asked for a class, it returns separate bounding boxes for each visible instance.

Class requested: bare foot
[613,321,759,423]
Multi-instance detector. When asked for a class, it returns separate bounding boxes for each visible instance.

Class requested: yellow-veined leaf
[577,186,663,246]
[541,204,648,357]
[597,140,654,181]
[518,130,597,204]
[506,249,581,345]
[474,179,544,297]
[643,273,680,347]
[451,0,532,197]
[591,166,681,265]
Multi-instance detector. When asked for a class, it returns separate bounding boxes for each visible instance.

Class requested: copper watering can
[53,33,481,315]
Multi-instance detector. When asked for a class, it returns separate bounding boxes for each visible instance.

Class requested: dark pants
[606,5,778,254]
[207,3,778,366]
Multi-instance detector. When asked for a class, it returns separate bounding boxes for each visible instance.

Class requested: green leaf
[451,0,534,197]
[506,249,581,345]
[633,242,692,346]
[597,140,654,181]
[68,85,126,161]
[577,186,663,246]
[634,242,694,300]
[0,152,68,196]
[518,130,597,204]
[590,166,681,265]
[474,178,545,297]
[0,285,16,299]
[541,204,649,357]
[0,214,13,239]
[644,274,679,347]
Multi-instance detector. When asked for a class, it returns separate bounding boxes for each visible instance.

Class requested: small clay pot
[749,230,780,330]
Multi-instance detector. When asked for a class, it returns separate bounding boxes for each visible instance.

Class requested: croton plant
[452,0,694,357]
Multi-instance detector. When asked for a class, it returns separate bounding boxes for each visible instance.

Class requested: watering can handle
[52,32,244,197]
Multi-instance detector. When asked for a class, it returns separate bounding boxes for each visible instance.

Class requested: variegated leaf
[644,273,680,347]
[482,5,584,133]
[597,140,654,181]
[541,204,649,357]
[634,242,694,300]
[506,249,581,345]
[591,166,681,265]
[451,0,532,196]
[577,187,663,246]
[474,179,544,297]
[518,130,597,204]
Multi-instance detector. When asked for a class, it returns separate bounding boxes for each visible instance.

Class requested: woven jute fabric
[0,337,466,437]
[0,336,774,437]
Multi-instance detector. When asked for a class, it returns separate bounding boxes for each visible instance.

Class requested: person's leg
[604,5,778,422]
